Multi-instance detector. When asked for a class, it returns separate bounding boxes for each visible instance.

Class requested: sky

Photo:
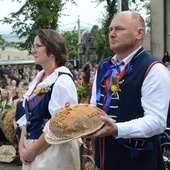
[0,0,106,34]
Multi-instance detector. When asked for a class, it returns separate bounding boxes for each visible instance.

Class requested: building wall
[150,0,164,59]
[166,0,170,54]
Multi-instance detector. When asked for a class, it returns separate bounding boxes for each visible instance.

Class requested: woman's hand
[19,146,35,165]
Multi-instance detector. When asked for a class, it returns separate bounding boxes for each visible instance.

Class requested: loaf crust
[45,102,107,144]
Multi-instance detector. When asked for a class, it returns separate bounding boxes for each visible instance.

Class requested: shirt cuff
[115,122,130,139]
[17,114,27,127]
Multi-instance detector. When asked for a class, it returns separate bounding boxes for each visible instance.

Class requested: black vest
[25,72,74,139]
[95,49,165,170]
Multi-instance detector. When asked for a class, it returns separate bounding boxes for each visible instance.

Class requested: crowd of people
[0,10,170,170]
[0,65,35,114]
[0,64,33,145]
[0,61,97,115]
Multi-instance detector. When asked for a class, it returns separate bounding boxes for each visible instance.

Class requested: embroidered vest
[94,50,166,170]
[96,50,158,122]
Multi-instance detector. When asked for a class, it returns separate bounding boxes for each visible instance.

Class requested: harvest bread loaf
[45,102,107,144]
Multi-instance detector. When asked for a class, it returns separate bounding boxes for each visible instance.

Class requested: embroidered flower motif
[34,86,51,95]
[111,65,132,99]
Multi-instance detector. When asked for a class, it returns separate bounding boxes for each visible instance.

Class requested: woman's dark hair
[36,29,68,66]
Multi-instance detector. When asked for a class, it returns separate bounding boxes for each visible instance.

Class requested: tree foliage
[0,0,76,52]
[142,1,150,32]
[0,35,6,50]
[0,0,149,63]
[61,28,85,60]
[0,35,12,50]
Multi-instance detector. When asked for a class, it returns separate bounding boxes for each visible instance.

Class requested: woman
[17,29,80,170]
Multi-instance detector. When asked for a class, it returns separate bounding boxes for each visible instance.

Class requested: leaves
[0,0,76,52]
[76,81,89,103]
[0,35,6,50]
[61,28,85,59]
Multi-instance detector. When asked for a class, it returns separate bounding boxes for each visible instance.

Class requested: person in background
[7,84,19,100]
[73,69,79,80]
[17,29,80,170]
[0,89,12,144]
[11,79,18,94]
[83,61,91,73]
[0,89,12,114]
[162,51,170,70]
[0,65,7,79]
[23,65,30,76]
[24,72,31,84]
[18,65,24,78]
[73,56,79,70]
[89,11,170,170]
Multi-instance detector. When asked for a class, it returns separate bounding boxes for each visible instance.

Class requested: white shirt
[90,48,170,138]
[17,66,78,132]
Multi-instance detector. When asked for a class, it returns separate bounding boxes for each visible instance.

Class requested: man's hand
[87,116,118,138]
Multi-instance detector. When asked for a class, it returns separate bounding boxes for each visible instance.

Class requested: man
[73,56,79,70]
[89,11,170,170]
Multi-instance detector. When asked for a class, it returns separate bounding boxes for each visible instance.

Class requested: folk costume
[90,46,170,170]
[17,66,80,170]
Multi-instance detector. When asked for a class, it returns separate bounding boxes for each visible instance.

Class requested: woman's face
[31,36,49,66]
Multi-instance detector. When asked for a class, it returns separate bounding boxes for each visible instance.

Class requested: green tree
[143,1,150,32]
[0,35,6,50]
[61,28,84,60]
[0,0,76,52]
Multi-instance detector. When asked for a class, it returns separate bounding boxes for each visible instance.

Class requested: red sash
[99,63,128,170]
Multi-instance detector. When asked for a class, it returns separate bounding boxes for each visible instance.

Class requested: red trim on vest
[99,75,110,170]
[143,61,161,80]
[99,61,161,169]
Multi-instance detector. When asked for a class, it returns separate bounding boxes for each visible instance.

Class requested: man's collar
[111,46,142,65]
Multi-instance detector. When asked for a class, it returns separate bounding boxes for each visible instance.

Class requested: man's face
[109,13,138,54]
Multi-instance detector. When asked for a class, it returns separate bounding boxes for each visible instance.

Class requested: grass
[0,47,31,60]
[0,36,30,60]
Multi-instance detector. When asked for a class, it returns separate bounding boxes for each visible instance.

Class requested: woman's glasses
[32,44,45,51]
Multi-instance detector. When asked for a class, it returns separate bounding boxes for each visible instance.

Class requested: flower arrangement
[76,81,89,103]
[111,76,124,99]
[0,99,12,115]
[76,68,92,103]
[111,65,132,98]
[34,86,51,95]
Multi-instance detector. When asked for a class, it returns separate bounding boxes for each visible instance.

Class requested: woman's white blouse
[17,66,78,132]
